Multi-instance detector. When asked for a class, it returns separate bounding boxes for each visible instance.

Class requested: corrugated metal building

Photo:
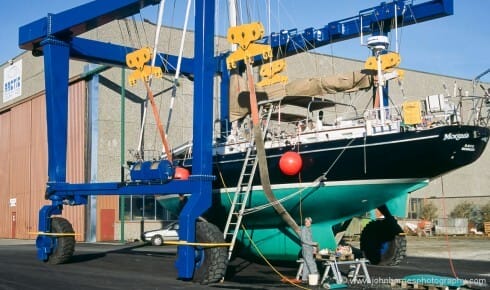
[0,81,86,241]
[1,19,488,242]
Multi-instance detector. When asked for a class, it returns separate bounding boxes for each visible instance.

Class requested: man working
[300,217,318,283]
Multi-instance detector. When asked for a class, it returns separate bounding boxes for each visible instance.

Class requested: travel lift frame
[19,0,453,281]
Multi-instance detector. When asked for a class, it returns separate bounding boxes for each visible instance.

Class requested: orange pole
[143,81,173,163]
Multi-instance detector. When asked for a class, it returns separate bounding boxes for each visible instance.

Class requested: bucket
[308,273,319,286]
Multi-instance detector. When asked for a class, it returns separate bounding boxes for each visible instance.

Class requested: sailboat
[20,0,489,286]
[157,33,490,269]
[137,0,488,284]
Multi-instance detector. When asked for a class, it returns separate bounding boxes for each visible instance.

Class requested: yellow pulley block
[128,66,163,86]
[383,68,405,82]
[126,47,151,70]
[126,47,163,86]
[259,59,286,78]
[364,52,401,71]
[227,22,264,50]
[226,22,272,70]
[395,69,405,79]
[257,60,288,87]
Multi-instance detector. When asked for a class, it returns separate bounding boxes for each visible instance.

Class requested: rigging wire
[394,3,399,53]
[237,0,243,25]
[152,0,173,155]
[138,13,150,48]
[245,0,252,24]
[165,0,193,134]
[118,16,150,159]
[130,16,144,49]
[123,18,137,50]
[117,19,132,61]
[136,1,166,157]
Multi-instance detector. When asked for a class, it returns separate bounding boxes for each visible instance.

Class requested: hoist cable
[151,0,166,70]
[165,0,192,134]
[136,1,166,156]
[130,15,144,49]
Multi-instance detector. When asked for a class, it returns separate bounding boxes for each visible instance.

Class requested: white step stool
[320,258,371,285]
[295,258,304,280]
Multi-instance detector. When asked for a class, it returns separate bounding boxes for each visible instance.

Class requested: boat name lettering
[461,144,475,152]
[443,133,469,141]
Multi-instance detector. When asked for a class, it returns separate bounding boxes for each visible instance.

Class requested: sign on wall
[3,59,22,103]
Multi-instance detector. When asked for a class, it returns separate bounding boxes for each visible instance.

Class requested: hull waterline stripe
[218,178,429,193]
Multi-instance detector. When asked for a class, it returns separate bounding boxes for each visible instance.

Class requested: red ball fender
[279,151,302,176]
[174,166,190,180]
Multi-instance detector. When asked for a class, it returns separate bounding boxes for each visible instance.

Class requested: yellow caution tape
[163,241,231,247]
[28,232,80,236]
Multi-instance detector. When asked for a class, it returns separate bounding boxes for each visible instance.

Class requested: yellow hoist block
[128,66,163,86]
[257,59,288,87]
[364,52,401,71]
[383,68,405,81]
[402,100,423,125]
[126,47,163,86]
[226,22,272,70]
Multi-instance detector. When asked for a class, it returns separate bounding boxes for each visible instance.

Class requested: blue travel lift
[18,0,453,282]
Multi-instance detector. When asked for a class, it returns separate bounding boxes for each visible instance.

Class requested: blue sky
[2,0,489,81]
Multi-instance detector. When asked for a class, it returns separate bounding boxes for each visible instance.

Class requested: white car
[142,222,180,246]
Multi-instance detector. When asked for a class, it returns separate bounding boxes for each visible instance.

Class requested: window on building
[409,198,423,219]
[120,195,175,221]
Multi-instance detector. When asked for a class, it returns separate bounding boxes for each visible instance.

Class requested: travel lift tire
[193,222,228,284]
[360,218,407,266]
[47,217,75,265]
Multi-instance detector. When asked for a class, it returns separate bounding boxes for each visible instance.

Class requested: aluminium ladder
[223,103,274,261]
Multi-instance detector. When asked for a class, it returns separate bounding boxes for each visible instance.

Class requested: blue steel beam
[257,0,453,63]
[45,180,210,197]
[70,37,196,74]
[19,0,160,51]
[42,38,70,183]
[18,0,215,280]
[175,0,215,279]
[20,0,453,75]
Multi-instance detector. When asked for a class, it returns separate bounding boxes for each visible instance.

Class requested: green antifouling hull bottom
[233,223,336,261]
[159,179,428,261]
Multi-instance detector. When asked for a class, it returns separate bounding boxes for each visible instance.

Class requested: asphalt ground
[0,236,488,290]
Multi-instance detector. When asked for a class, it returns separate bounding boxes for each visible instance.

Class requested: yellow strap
[163,241,231,247]
[143,81,173,163]
[29,232,80,236]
